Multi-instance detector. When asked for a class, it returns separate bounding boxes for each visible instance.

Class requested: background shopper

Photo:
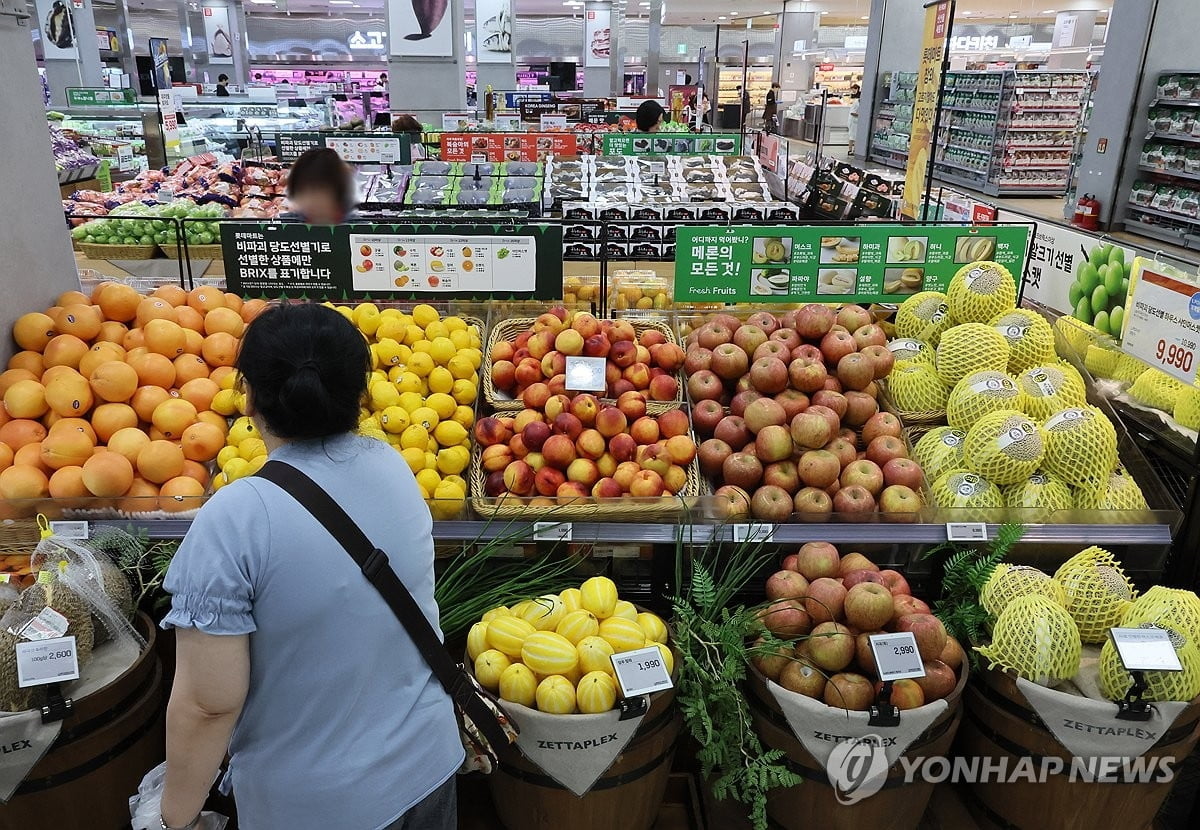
[281,147,357,224]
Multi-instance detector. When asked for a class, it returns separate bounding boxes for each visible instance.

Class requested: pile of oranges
[0,282,266,513]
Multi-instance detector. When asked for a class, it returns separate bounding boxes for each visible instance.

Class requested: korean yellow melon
[474,649,511,692]
[498,663,538,707]
[577,635,616,675]
[486,616,536,659]
[577,671,618,714]
[599,617,646,654]
[521,630,580,677]
[556,609,601,644]
[513,594,566,631]
[580,575,618,619]
[467,621,491,661]
[535,675,578,714]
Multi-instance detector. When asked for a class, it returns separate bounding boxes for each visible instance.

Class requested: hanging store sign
[902,0,951,219]
[348,30,387,51]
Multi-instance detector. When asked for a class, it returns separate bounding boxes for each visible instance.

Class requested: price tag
[611,645,674,697]
[565,356,608,392]
[379,144,396,165]
[946,522,988,542]
[730,523,775,543]
[16,636,80,688]
[1121,262,1200,385]
[533,522,572,542]
[48,521,89,540]
[15,608,70,641]
[1111,627,1184,672]
[869,632,927,681]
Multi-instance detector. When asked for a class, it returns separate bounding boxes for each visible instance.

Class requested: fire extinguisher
[1071,193,1089,226]
[1081,194,1101,231]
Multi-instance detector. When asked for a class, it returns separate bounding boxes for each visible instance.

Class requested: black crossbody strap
[255,460,504,745]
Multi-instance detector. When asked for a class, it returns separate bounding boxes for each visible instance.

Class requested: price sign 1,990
[610,645,675,698]
[1156,339,1195,375]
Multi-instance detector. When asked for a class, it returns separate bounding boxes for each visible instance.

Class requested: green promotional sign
[601,133,743,156]
[96,160,113,192]
[66,88,136,107]
[222,222,563,300]
[674,225,1030,304]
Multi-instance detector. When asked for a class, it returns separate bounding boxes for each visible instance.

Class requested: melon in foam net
[1041,405,1117,489]
[947,261,1017,324]
[990,309,1056,374]
[946,370,1026,429]
[936,323,1010,387]
[1016,363,1086,422]
[962,410,1045,486]
[895,291,953,344]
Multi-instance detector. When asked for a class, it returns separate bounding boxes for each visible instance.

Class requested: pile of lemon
[211,415,267,491]
[332,302,483,520]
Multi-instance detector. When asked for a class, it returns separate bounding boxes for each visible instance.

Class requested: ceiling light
[860,15,869,20]
[819,10,828,14]
[718,15,726,19]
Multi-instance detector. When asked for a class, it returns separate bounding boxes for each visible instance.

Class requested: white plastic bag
[130,762,228,830]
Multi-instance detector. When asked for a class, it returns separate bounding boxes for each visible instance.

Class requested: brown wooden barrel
[1,613,164,830]
[956,667,1200,830]
[488,687,681,830]
[746,664,967,830]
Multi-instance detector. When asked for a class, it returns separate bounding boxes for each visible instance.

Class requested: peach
[663,464,688,494]
[613,461,641,491]
[555,329,585,356]
[628,469,665,497]
[657,409,690,439]
[576,428,606,461]
[594,406,628,438]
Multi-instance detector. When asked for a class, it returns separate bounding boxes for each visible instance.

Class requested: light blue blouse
[163,433,463,830]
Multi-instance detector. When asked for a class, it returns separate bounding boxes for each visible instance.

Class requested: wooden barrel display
[746,666,967,830]
[488,687,681,830]
[956,668,1200,830]
[1,613,164,830]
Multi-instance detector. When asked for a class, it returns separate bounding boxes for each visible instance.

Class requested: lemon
[412,303,439,328]
[380,406,410,434]
[474,649,510,692]
[376,338,405,366]
[430,481,465,520]
[463,348,483,370]
[482,605,511,622]
[577,671,617,714]
[218,371,237,391]
[332,304,353,322]
[415,468,441,494]
[536,676,577,714]
[375,317,407,343]
[410,406,440,430]
[408,352,434,378]
[400,446,425,474]
[216,445,239,467]
[246,454,268,475]
[449,329,472,350]
[402,324,424,346]
[369,369,388,386]
[210,472,228,492]
[425,321,449,341]
[442,476,466,496]
[358,418,387,443]
[447,355,476,381]
[228,417,257,445]
[451,379,478,405]
[352,303,381,336]
[436,446,469,475]
[400,424,429,450]
[387,366,405,384]
[443,315,468,333]
[560,588,583,612]
[398,391,426,413]
[369,382,401,411]
[426,435,440,454]
[211,389,240,417]
[238,438,267,460]
[637,612,669,644]
[429,337,457,365]
[577,635,616,675]
[433,421,467,449]
[427,366,454,394]
[424,451,438,471]
[396,371,424,394]
[223,457,251,482]
[368,344,381,370]
[412,339,433,356]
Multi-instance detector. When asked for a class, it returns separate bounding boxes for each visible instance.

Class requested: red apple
[751,484,794,522]
[823,437,857,469]
[882,458,924,490]
[793,487,833,520]
[733,324,768,356]
[841,460,884,496]
[837,352,875,392]
[940,637,965,671]
[769,328,801,351]
[893,595,932,621]
[794,304,836,340]
[780,659,827,699]
[839,552,878,575]
[824,672,875,711]
[914,659,957,702]
[714,416,752,449]
[697,322,734,350]
[879,484,922,518]
[759,599,811,638]
[808,621,855,671]
[763,460,801,494]
[788,357,828,394]
[861,412,903,444]
[728,390,761,418]
[805,404,841,438]
[837,305,873,332]
[753,340,792,363]
[852,324,887,350]
[798,449,841,489]
[820,330,858,365]
[895,613,948,661]
[860,344,895,380]
[790,411,833,450]
[855,632,880,677]
[811,390,848,420]
[794,542,841,580]
[774,389,810,421]
[804,577,848,624]
[744,397,788,434]
[722,452,763,490]
[844,583,895,631]
[691,400,725,436]
[753,637,795,681]
[843,391,879,427]
[883,678,926,710]
[712,484,752,520]
[792,343,824,363]
[750,357,790,395]
[698,438,733,477]
[834,484,877,514]
[686,369,723,402]
[711,343,750,382]
[843,569,887,589]
[766,569,810,601]
[684,347,714,375]
[879,569,911,596]
[866,435,908,467]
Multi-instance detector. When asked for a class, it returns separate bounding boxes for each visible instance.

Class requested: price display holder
[1111,627,1183,721]
[564,356,607,393]
[1122,260,1200,385]
[946,522,987,542]
[611,645,674,719]
[867,632,926,726]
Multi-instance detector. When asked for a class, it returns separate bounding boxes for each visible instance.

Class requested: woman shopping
[158,302,462,830]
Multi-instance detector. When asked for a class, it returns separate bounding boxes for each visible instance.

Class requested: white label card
[17,608,70,641]
[564,356,608,392]
[48,521,88,540]
[730,523,775,543]
[16,636,80,688]
[611,645,674,697]
[869,632,927,681]
[533,522,572,543]
[1111,627,1184,672]
[946,522,988,542]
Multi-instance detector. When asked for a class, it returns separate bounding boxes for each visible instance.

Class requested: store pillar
[645,0,662,97]
[580,1,613,97]
[0,11,85,362]
[858,0,924,157]
[775,9,818,127]
[386,0,468,112]
[38,0,104,107]
[473,0,515,98]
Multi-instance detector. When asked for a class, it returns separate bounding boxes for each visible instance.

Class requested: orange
[158,476,205,512]
[106,426,150,464]
[48,416,97,443]
[180,421,224,462]
[78,342,126,378]
[57,290,90,307]
[240,298,270,323]
[173,355,210,387]
[0,441,11,471]
[195,410,228,433]
[89,403,137,443]
[48,465,89,499]
[96,282,141,322]
[151,398,197,440]
[40,429,94,469]
[14,442,48,473]
[151,284,187,307]
[88,361,139,403]
[144,318,186,358]
[81,450,134,497]
[204,307,245,338]
[209,366,237,388]
[179,377,218,412]
[0,369,38,397]
[3,379,48,419]
[122,327,146,350]
[95,321,129,345]
[55,304,102,340]
[182,328,204,356]
[131,386,172,422]
[136,439,185,484]
[181,459,211,487]
[42,334,89,369]
[40,365,76,386]
[12,312,56,352]
[223,293,244,314]
[118,477,159,513]
[174,305,206,333]
[187,287,226,314]
[0,464,49,499]
[0,419,46,450]
[135,297,176,328]
[8,351,45,376]
[128,352,176,388]
[201,333,239,367]
[44,369,93,418]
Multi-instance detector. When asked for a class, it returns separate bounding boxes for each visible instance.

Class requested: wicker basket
[468,445,703,522]
[483,316,684,414]
[876,378,948,427]
[77,242,160,261]
[0,520,41,556]
[160,243,223,260]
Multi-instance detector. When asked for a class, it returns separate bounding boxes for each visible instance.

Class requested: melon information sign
[1121,259,1200,385]
[673,224,1030,304]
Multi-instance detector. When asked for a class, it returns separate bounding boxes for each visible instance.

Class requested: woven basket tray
[468,445,702,522]
[876,378,948,427]
[160,243,223,260]
[483,316,684,414]
[77,242,160,261]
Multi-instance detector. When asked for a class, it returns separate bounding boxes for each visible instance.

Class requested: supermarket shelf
[1153,97,1200,108]
[942,124,996,136]
[868,151,906,169]
[933,169,991,190]
[1126,202,1200,226]
[934,158,990,175]
[1012,106,1084,113]
[871,146,909,157]
[944,105,1001,115]
[1150,131,1200,145]
[1138,164,1200,182]
[1005,125,1076,131]
[1003,144,1075,150]
[995,186,1069,194]
[941,142,992,155]
[1123,218,1192,246]
[86,519,1174,546]
[1015,86,1088,93]
[999,163,1072,170]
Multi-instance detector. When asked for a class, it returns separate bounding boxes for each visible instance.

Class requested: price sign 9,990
[1122,261,1200,386]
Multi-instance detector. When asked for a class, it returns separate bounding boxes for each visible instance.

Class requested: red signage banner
[439,133,579,162]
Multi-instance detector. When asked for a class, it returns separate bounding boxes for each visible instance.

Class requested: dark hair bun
[237,303,369,440]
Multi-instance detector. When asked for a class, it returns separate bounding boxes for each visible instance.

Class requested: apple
[744,397,788,435]
[733,324,768,356]
[852,324,888,350]
[914,659,957,703]
[866,436,908,468]
[811,390,848,420]
[769,328,801,351]
[823,376,844,393]
[734,375,755,395]
[841,460,884,496]
[859,344,895,380]
[843,569,887,589]
[862,412,903,444]
[774,389,810,421]
[751,484,794,522]
[609,432,638,463]
[572,394,600,426]
[697,322,734,350]
[843,391,879,427]
[879,484,922,518]
[503,460,536,495]
[714,416,752,449]
[883,678,926,710]
[712,484,752,520]
[824,672,875,711]
[790,412,833,451]
[893,595,932,621]
[819,330,858,366]
[805,405,842,438]
[794,487,833,520]
[758,599,811,638]
[726,391,759,420]
[481,444,516,473]
[837,353,875,392]
[753,637,795,681]
[753,340,791,363]
[749,357,790,395]
[552,412,584,440]
[844,583,895,630]
[689,400,723,437]
[545,394,573,421]
[648,374,679,402]
[794,304,836,340]
[763,460,801,494]
[788,357,828,394]
[878,569,911,596]
[657,409,690,439]
[940,637,965,671]
[895,613,948,660]
[698,438,733,477]
[711,344,750,382]
[686,369,723,402]
[808,621,855,671]
[882,458,924,490]
[766,569,810,601]
[792,343,824,363]
[793,541,840,580]
[823,437,857,469]
[780,659,827,700]
[684,347,713,375]
[839,552,878,575]
[722,452,763,490]
[837,305,873,332]
[797,450,841,489]
[629,469,666,497]
[804,577,848,624]
[834,484,877,514]
[855,632,880,677]
[741,310,775,334]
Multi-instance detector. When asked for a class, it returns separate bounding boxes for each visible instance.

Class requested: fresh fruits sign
[674,224,1030,304]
